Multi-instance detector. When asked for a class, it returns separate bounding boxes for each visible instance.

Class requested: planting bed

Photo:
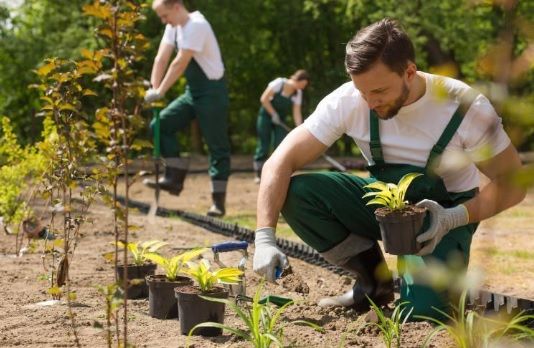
[1,157,533,347]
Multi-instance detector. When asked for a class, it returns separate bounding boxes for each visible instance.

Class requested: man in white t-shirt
[252,18,525,319]
[143,0,230,217]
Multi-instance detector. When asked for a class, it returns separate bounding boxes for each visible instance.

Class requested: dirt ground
[1,155,533,347]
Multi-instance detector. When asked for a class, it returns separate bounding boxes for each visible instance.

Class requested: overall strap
[369,110,385,164]
[425,91,478,168]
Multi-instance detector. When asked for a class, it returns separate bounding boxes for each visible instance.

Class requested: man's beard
[374,83,410,120]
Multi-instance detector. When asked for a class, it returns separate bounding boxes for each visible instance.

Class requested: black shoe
[347,243,394,311]
[207,192,226,217]
[143,166,187,196]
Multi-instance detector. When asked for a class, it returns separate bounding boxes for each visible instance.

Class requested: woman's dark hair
[291,69,310,82]
[345,18,415,76]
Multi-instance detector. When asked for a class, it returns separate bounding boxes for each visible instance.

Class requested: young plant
[185,259,243,293]
[145,248,208,281]
[363,173,422,210]
[417,290,534,348]
[188,281,324,347]
[366,298,413,348]
[113,240,167,266]
[83,1,149,345]
[0,117,46,253]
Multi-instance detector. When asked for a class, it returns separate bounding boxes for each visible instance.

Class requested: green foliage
[366,298,413,348]
[144,248,208,282]
[363,173,422,210]
[185,259,243,293]
[417,290,534,348]
[188,281,324,347]
[97,283,124,347]
[0,0,97,143]
[0,117,45,234]
[113,240,167,266]
[2,0,534,154]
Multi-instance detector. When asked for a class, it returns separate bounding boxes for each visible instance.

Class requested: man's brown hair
[345,18,415,76]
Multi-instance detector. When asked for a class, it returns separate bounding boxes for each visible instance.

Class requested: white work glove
[253,227,288,282]
[270,111,281,125]
[415,199,469,256]
[144,88,162,103]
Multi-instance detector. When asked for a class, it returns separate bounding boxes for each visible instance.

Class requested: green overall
[253,82,293,163]
[150,59,231,181]
[281,102,478,320]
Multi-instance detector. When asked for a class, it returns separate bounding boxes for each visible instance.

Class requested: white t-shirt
[268,78,303,105]
[161,11,224,80]
[304,72,511,192]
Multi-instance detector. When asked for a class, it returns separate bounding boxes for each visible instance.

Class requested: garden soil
[1,156,533,347]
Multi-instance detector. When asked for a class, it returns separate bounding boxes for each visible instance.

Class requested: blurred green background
[1,0,533,155]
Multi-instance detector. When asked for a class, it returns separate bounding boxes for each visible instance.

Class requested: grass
[480,247,534,260]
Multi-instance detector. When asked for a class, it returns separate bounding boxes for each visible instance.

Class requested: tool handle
[153,108,161,159]
[275,266,283,279]
[212,241,248,253]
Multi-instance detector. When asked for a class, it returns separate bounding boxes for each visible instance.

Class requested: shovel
[148,108,161,220]
[278,122,347,172]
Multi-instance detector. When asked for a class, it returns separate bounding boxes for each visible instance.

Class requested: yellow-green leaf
[366,197,390,207]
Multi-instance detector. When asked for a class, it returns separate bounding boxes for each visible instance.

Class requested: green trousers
[281,172,477,320]
[150,88,230,180]
[253,109,289,163]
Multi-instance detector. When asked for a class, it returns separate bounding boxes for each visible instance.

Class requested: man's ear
[405,62,417,80]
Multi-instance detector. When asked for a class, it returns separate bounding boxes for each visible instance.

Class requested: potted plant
[113,240,167,299]
[363,173,425,255]
[176,259,243,336]
[187,281,324,345]
[144,248,208,319]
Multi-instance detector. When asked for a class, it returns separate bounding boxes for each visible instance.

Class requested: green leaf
[364,181,388,191]
[398,173,423,203]
[366,197,390,207]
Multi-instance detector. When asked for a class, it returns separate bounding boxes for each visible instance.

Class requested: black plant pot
[375,205,426,255]
[116,263,157,299]
[146,275,192,319]
[175,285,228,337]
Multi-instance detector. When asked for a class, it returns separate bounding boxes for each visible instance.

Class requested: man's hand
[144,88,162,103]
[271,111,281,125]
[253,227,288,282]
[415,200,469,256]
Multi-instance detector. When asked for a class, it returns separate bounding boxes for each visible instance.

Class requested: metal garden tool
[148,107,161,219]
[212,241,248,297]
[278,122,347,172]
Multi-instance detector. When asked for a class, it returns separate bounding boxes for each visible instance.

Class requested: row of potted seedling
[112,241,242,336]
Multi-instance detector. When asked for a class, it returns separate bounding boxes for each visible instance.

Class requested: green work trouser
[281,172,477,320]
[150,89,230,181]
[253,110,289,163]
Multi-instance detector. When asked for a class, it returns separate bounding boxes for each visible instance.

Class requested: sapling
[185,258,243,292]
[145,248,208,281]
[417,290,534,348]
[113,240,168,266]
[366,297,413,348]
[363,173,422,211]
[35,55,102,348]
[188,281,324,347]
[83,0,149,345]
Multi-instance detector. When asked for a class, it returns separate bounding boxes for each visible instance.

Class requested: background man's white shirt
[161,11,224,80]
